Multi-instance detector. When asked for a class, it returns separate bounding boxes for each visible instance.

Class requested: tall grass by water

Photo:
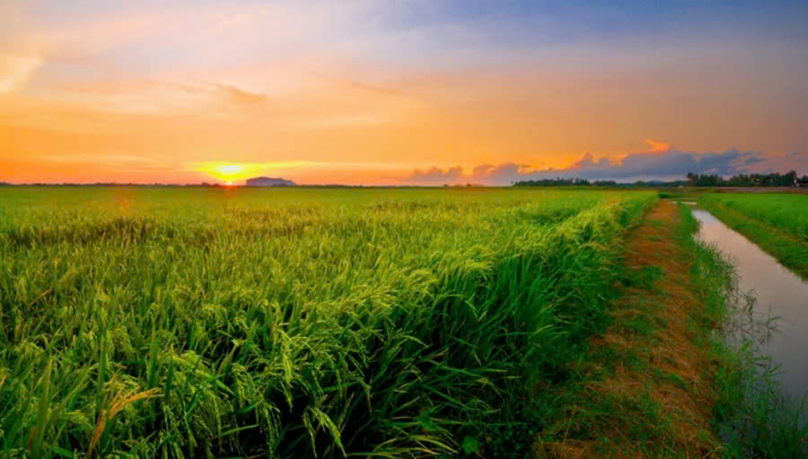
[0,187,655,457]
[679,205,807,458]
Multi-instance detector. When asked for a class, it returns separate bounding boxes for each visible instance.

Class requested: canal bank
[692,208,808,409]
[681,203,807,458]
[540,200,723,456]
[539,199,806,457]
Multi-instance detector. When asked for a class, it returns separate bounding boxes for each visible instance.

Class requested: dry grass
[89,386,161,457]
[541,200,722,458]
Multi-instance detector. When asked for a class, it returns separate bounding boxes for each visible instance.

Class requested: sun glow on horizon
[189,161,321,183]
[0,2,806,184]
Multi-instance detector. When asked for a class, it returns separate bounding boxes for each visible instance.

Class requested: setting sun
[189,161,318,184]
[216,165,244,176]
[1,2,806,185]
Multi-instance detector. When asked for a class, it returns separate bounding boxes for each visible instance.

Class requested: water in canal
[691,208,808,407]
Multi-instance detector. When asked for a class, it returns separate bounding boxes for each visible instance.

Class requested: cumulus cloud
[404,148,804,186]
[745,151,808,175]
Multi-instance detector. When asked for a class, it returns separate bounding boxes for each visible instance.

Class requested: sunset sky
[1,0,807,185]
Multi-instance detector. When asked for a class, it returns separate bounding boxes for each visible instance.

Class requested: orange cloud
[210,83,268,105]
[645,139,670,152]
[0,53,43,93]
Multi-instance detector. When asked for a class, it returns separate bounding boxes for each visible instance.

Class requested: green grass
[698,193,807,241]
[679,204,807,458]
[0,187,656,458]
[528,201,806,458]
[698,193,808,279]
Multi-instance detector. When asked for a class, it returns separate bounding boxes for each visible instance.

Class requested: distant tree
[684,170,801,187]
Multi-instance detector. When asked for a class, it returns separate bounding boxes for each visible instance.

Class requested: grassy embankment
[537,199,806,457]
[0,187,656,458]
[537,200,722,457]
[698,193,808,279]
[685,206,807,459]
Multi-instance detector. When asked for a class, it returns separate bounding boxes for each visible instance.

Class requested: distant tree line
[513,171,808,188]
[685,171,806,187]
[512,178,688,187]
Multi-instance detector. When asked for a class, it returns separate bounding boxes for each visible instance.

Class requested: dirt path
[542,200,720,458]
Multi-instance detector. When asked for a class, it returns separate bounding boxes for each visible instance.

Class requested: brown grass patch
[540,200,722,458]
[89,385,160,457]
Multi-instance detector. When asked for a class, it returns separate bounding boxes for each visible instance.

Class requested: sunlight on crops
[0,187,656,457]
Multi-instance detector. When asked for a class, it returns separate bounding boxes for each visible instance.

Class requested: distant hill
[245,176,296,187]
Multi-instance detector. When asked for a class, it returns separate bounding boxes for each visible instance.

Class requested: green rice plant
[0,187,656,457]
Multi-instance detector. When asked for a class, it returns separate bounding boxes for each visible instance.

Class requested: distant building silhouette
[245,177,296,187]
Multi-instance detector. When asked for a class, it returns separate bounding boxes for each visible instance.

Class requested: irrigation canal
[691,208,808,411]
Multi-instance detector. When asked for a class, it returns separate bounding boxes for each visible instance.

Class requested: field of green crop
[0,187,655,457]
[699,193,808,279]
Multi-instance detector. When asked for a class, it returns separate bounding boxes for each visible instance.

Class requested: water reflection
[692,209,808,405]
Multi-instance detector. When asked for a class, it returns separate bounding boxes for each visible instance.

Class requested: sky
[1,0,807,185]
